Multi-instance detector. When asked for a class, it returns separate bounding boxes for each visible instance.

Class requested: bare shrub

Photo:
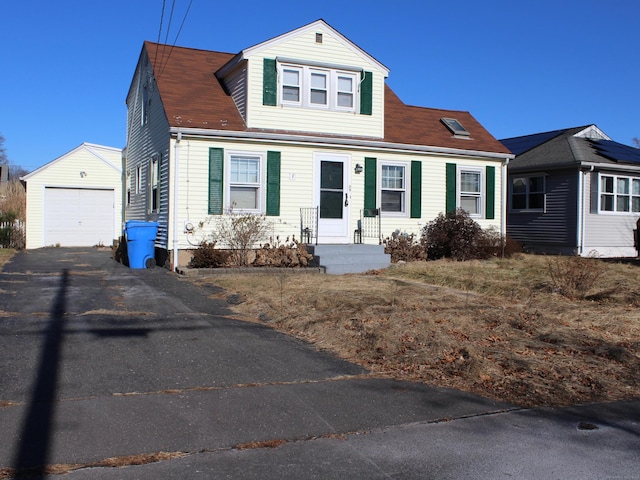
[254,236,313,268]
[422,209,486,261]
[546,254,604,299]
[383,231,427,262]
[213,213,272,266]
[189,241,230,268]
[479,226,523,258]
[1,180,26,221]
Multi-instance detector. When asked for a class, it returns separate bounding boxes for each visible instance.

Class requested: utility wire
[157,0,193,79]
[153,0,167,68]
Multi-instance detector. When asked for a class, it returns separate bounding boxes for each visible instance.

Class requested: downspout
[577,166,594,256]
[502,157,509,253]
[172,131,182,271]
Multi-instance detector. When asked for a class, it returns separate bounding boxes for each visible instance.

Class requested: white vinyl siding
[245,27,386,138]
[167,136,504,251]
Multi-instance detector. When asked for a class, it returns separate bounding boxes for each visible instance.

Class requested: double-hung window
[149,154,160,213]
[337,74,354,109]
[459,168,483,216]
[511,175,545,211]
[380,163,407,214]
[600,174,640,213]
[282,67,301,104]
[309,70,328,106]
[279,63,357,112]
[135,165,142,195]
[229,154,262,212]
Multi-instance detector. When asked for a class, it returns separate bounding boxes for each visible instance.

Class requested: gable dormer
[216,20,389,139]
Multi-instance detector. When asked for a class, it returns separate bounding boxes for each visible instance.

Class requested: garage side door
[44,188,115,247]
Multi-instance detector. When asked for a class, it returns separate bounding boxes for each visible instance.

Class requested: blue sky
[1,0,638,173]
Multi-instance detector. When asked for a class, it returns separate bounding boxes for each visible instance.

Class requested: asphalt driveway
[0,248,639,479]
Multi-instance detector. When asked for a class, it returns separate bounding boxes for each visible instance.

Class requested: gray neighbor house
[501,125,640,258]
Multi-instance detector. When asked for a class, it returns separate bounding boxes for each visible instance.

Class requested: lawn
[191,254,640,407]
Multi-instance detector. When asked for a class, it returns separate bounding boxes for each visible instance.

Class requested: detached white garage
[22,143,123,249]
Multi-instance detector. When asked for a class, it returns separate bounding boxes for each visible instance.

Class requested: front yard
[191,254,640,407]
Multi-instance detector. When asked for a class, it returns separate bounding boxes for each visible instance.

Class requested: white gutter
[169,127,515,161]
[172,132,182,271]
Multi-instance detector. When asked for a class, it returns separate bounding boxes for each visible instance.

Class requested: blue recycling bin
[125,220,159,269]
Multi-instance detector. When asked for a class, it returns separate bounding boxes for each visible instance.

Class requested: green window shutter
[485,165,495,219]
[266,151,281,216]
[263,58,277,106]
[446,163,457,214]
[364,157,377,212]
[360,71,373,115]
[410,161,422,218]
[208,148,224,215]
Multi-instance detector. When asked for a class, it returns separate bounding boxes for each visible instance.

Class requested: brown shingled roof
[143,41,510,155]
[145,42,245,131]
[383,87,510,154]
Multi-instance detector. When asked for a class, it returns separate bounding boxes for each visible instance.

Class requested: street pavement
[0,248,638,479]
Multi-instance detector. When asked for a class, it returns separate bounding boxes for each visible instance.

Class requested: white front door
[314,154,350,243]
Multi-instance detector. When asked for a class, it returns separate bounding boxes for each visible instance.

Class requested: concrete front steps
[306,244,390,275]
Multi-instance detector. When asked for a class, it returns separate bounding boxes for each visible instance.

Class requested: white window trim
[598,173,640,214]
[510,174,546,212]
[278,63,358,113]
[378,160,410,217]
[225,151,266,214]
[458,166,484,218]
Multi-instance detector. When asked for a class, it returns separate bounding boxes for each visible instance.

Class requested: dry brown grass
[0,249,15,267]
[192,255,640,408]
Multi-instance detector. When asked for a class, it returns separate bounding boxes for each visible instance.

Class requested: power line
[157,0,193,79]
[153,0,167,69]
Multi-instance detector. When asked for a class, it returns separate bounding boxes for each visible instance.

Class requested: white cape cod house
[124,19,512,272]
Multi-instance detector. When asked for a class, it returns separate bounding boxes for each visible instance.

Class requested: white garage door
[44,188,115,247]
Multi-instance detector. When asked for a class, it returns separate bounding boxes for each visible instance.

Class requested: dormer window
[441,118,470,137]
[282,68,301,103]
[277,62,357,112]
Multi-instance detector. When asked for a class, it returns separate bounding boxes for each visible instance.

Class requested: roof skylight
[441,118,470,137]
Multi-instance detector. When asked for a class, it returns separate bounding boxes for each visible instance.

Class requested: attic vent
[441,118,470,137]
[316,33,323,44]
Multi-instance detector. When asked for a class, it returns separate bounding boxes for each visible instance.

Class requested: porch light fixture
[354,163,363,174]
[80,171,87,178]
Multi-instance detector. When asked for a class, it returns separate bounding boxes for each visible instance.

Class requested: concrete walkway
[0,248,638,479]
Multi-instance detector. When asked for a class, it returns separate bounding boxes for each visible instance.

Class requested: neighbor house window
[380,163,407,214]
[511,175,545,211]
[278,63,357,112]
[228,153,262,212]
[459,168,482,216]
[600,174,640,213]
